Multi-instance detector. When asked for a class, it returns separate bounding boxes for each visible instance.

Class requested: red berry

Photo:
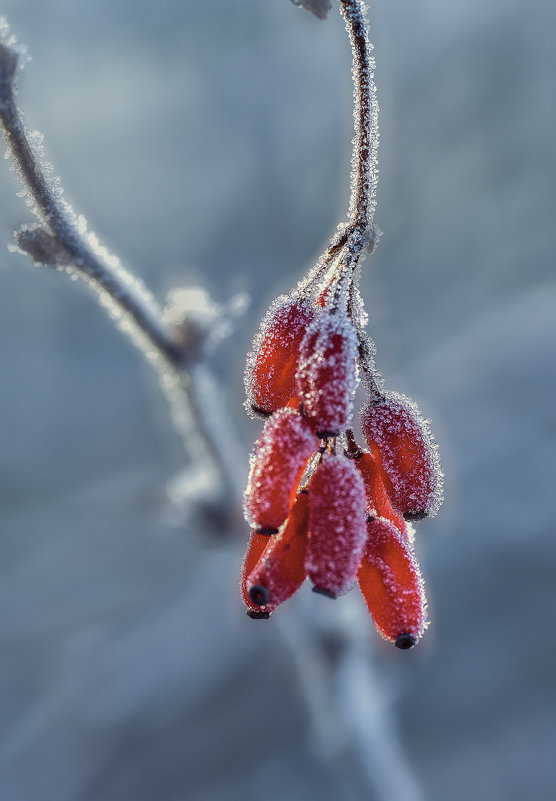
[296,311,358,437]
[358,516,427,647]
[306,454,367,597]
[244,408,318,534]
[241,530,273,617]
[245,295,316,417]
[354,450,406,534]
[247,492,309,613]
[361,392,443,519]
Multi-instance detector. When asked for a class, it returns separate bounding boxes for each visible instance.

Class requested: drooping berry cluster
[240,0,443,650]
[241,253,443,649]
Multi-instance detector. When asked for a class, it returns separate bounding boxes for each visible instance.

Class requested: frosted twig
[0,41,181,366]
[340,0,379,239]
[0,30,241,520]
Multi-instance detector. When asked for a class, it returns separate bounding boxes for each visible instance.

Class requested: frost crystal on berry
[244,407,318,534]
[358,516,427,647]
[245,294,315,418]
[239,0,443,649]
[306,455,367,597]
[361,391,443,519]
[296,311,359,437]
[247,492,309,614]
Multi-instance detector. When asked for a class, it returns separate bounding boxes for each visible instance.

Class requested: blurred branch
[0,27,243,527]
[0,8,425,801]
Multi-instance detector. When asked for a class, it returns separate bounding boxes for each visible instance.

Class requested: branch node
[14,225,72,266]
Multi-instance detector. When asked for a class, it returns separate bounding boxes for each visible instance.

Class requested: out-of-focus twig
[0,26,243,527]
[0,9,426,801]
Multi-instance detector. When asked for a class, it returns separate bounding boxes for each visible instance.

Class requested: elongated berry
[354,450,406,534]
[358,517,427,647]
[244,408,318,534]
[245,295,316,417]
[247,492,309,614]
[306,454,367,597]
[296,311,358,437]
[361,392,443,519]
[241,531,273,618]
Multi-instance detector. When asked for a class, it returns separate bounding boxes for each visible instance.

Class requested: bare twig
[0,30,241,521]
[340,0,379,237]
[0,9,425,801]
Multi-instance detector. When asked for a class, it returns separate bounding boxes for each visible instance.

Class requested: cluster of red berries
[241,257,442,649]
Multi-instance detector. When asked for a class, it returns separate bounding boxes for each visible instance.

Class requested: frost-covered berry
[247,491,309,614]
[306,454,367,597]
[296,311,359,437]
[245,295,316,417]
[244,408,318,534]
[361,392,443,519]
[241,530,273,618]
[353,450,406,534]
[358,516,427,647]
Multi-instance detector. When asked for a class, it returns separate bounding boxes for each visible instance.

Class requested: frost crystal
[361,392,444,518]
[244,408,318,533]
[358,517,427,646]
[245,294,315,418]
[297,311,359,436]
[306,455,367,596]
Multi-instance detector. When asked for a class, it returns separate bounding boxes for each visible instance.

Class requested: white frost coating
[244,292,315,416]
[361,392,444,518]
[361,516,428,641]
[340,0,380,231]
[306,454,367,595]
[0,18,30,69]
[297,310,359,435]
[244,407,318,531]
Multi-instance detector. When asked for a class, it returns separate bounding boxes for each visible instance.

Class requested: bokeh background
[1,0,555,799]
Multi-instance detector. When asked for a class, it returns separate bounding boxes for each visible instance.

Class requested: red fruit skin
[241,531,273,616]
[354,450,407,535]
[244,408,318,534]
[247,492,309,613]
[361,392,443,519]
[296,312,358,437]
[245,296,316,417]
[306,455,367,597]
[358,516,427,646]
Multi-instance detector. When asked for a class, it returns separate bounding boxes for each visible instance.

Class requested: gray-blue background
[1,1,555,799]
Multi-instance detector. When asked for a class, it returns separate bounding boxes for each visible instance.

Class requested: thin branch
[340,0,379,238]
[0,41,183,367]
[0,33,242,519]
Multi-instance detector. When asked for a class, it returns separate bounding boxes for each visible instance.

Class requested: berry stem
[340,0,379,240]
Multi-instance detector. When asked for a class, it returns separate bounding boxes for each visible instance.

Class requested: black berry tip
[249,584,270,606]
[255,526,279,536]
[395,633,417,650]
[250,404,272,419]
[312,586,337,600]
[246,609,270,620]
[404,511,428,522]
[316,430,340,439]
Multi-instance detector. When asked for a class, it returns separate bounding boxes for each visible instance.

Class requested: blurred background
[0,0,555,799]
